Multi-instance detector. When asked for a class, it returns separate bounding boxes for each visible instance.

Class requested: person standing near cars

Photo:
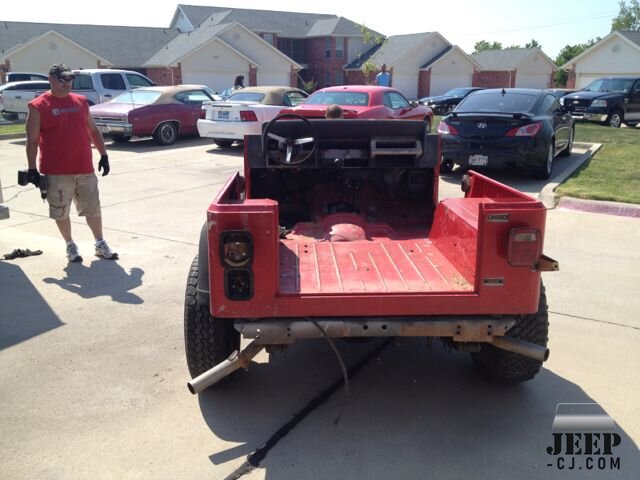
[376,63,391,87]
[233,75,245,90]
[25,63,117,263]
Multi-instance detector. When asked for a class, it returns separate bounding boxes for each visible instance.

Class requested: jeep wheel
[471,283,549,384]
[213,139,234,148]
[184,255,240,378]
[604,110,623,128]
[153,122,178,145]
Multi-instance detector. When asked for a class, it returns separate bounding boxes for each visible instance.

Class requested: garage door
[516,74,550,89]
[430,74,473,96]
[182,72,241,94]
[392,74,417,100]
[576,74,604,89]
[257,72,289,86]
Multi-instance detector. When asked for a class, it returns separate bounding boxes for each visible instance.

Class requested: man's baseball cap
[49,64,76,80]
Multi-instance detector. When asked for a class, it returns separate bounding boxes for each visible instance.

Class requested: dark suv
[561,77,640,128]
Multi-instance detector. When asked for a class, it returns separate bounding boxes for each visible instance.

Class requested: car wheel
[184,255,241,379]
[559,126,574,157]
[535,141,554,179]
[471,283,549,384]
[153,122,178,146]
[213,139,234,148]
[440,158,454,173]
[604,109,623,128]
[1,112,18,121]
[424,118,432,134]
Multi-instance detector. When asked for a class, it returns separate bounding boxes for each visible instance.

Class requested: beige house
[471,48,557,89]
[562,31,640,89]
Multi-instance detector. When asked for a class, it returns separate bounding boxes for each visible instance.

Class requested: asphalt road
[1,136,638,480]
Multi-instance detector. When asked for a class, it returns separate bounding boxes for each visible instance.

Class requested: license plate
[98,125,109,133]
[469,154,488,166]
[217,111,229,120]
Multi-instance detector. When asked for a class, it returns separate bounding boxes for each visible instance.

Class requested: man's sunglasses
[56,76,75,84]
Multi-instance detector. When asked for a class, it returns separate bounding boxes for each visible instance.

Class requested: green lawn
[0,122,25,135]
[557,122,640,205]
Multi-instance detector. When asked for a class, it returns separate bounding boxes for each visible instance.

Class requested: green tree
[358,24,386,84]
[611,0,640,31]
[525,39,542,49]
[553,39,599,86]
[473,40,503,54]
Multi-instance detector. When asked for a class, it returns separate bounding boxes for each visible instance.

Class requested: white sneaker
[95,240,118,260]
[66,242,83,263]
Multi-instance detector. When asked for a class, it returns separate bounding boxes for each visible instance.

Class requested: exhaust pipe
[490,336,549,362]
[187,341,264,394]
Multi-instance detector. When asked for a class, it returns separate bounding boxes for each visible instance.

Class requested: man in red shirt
[25,64,117,262]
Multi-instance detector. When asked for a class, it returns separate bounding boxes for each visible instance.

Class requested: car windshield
[444,88,473,97]
[582,78,635,93]
[457,91,538,113]
[304,91,369,106]
[111,90,162,105]
[227,92,265,103]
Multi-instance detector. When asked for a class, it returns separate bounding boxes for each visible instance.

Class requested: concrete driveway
[1,136,638,479]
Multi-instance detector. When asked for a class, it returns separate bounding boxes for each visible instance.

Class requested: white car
[0,80,50,120]
[197,86,308,147]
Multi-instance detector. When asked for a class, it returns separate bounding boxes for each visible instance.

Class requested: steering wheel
[262,113,317,165]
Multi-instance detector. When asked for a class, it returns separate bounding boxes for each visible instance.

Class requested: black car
[438,88,574,178]
[419,87,484,115]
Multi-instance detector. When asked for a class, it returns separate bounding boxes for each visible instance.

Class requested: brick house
[470,48,557,89]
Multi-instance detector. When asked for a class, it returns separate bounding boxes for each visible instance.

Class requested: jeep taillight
[240,111,258,122]
[508,228,542,267]
[220,231,253,300]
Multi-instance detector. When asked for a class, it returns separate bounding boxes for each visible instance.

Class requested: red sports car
[90,85,216,145]
[281,85,433,130]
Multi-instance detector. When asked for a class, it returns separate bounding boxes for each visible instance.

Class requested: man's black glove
[27,169,41,188]
[98,154,110,176]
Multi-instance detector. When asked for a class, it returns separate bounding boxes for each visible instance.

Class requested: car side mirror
[410,100,419,108]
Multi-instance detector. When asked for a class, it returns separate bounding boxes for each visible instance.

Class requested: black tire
[213,139,234,148]
[440,158,454,173]
[1,112,18,121]
[111,134,130,143]
[153,122,178,145]
[184,255,240,378]
[535,141,554,179]
[604,109,623,128]
[559,126,574,157]
[471,283,549,384]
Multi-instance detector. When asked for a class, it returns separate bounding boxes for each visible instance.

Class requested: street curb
[538,142,602,209]
[557,197,640,219]
[0,132,26,140]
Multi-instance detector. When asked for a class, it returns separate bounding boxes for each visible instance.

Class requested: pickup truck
[562,76,640,128]
[184,116,558,394]
[71,69,156,105]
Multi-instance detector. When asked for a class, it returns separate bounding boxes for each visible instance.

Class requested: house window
[334,70,344,85]
[335,37,344,59]
[325,38,331,59]
[262,33,274,45]
[324,70,332,86]
[277,38,306,63]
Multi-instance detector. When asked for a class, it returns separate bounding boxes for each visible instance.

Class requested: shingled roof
[619,30,640,47]
[471,48,556,70]
[345,33,439,70]
[0,21,180,66]
[174,4,379,38]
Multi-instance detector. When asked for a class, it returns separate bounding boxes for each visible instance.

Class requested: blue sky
[3,0,624,59]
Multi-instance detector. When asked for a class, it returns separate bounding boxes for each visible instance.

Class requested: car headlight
[591,99,607,107]
[559,97,565,106]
